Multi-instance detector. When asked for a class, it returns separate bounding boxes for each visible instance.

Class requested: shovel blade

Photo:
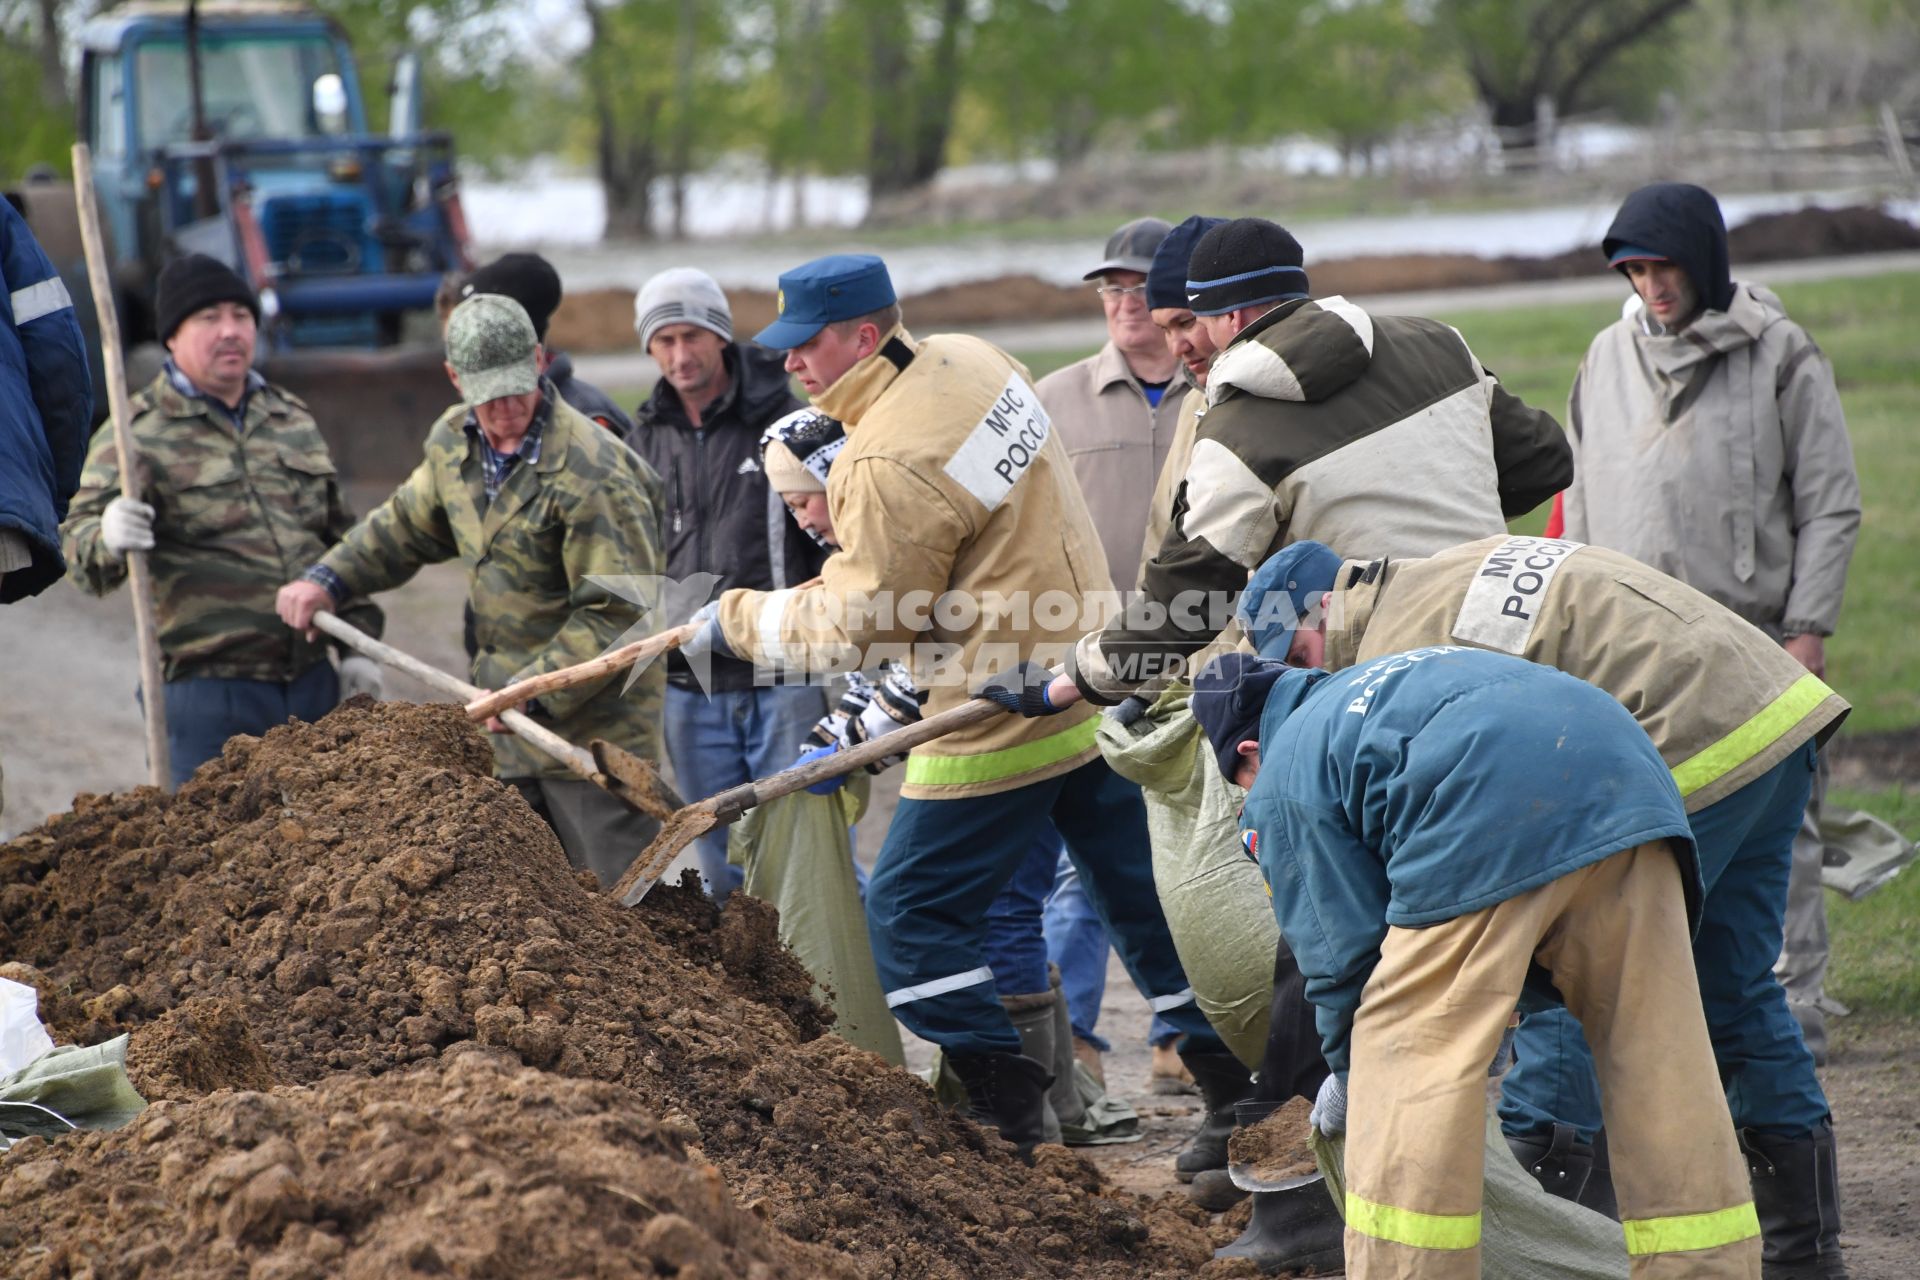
[1227,1160,1322,1194]
[590,739,683,820]
[607,803,721,907]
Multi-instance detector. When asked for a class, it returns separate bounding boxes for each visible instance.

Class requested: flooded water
[462,161,1919,296]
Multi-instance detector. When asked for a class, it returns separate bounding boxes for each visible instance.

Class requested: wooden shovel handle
[703,695,1011,823]
[465,623,697,722]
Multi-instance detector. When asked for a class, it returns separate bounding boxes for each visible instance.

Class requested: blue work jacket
[1241,646,1697,1075]
[1,197,93,602]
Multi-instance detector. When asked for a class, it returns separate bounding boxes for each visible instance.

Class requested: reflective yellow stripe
[1670,673,1833,798]
[903,716,1099,787]
[1623,1202,1761,1255]
[1345,1192,1481,1251]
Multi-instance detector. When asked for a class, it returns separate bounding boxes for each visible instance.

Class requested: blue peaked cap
[1237,540,1345,661]
[755,253,898,349]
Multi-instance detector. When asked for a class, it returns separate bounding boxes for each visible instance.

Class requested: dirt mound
[547,204,1920,354]
[124,997,281,1101]
[0,1046,857,1280]
[0,703,1216,1277]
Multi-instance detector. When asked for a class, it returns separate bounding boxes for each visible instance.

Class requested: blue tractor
[9,0,475,480]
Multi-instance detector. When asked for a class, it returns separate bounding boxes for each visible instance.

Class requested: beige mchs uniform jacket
[1139,387,1205,591]
[716,328,1111,800]
[1036,341,1188,590]
[1563,286,1860,638]
[1322,535,1850,813]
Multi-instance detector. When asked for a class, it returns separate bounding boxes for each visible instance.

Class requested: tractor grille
[258,193,380,277]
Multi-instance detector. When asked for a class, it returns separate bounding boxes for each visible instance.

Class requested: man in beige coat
[1243,534,1854,1277]
[1562,183,1860,1120]
[678,253,1231,1158]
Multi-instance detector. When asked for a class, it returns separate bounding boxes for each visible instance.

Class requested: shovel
[313,611,683,820]
[464,578,823,724]
[465,622,698,723]
[606,691,1013,906]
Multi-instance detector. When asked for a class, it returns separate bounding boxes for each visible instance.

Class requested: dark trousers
[154,662,339,789]
[867,757,1226,1057]
[1254,933,1332,1105]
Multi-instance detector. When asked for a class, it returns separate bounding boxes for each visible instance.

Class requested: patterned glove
[1310,1072,1348,1138]
[972,660,1062,717]
[843,663,927,772]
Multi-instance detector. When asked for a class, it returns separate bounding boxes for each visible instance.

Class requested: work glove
[1310,1072,1347,1138]
[807,672,877,751]
[972,660,1063,718]
[1111,694,1152,727]
[336,655,385,702]
[677,600,735,663]
[101,497,155,558]
[794,743,851,795]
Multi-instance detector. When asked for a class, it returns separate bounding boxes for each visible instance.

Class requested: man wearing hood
[1563,184,1860,1095]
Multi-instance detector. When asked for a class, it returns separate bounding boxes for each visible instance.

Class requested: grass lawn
[1826,784,1920,1020]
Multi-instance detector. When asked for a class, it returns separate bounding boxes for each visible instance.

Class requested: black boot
[1214,1176,1347,1274]
[948,1050,1054,1161]
[1175,1050,1257,1181]
[1507,1122,1619,1220]
[1743,1122,1850,1278]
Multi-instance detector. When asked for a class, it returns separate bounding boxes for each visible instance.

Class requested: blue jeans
[983,832,1064,998]
[1500,743,1829,1140]
[1044,850,1182,1049]
[663,681,829,901]
[867,757,1223,1058]
[155,662,339,789]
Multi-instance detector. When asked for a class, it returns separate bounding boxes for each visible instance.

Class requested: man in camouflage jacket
[278,293,667,887]
[62,255,383,789]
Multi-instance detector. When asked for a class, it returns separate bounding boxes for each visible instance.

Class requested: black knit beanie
[1185,217,1310,317]
[156,253,259,342]
[463,252,564,340]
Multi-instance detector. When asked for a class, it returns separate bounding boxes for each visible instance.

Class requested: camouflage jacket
[62,370,382,682]
[318,396,666,780]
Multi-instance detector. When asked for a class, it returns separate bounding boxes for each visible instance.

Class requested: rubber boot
[1507,1122,1619,1219]
[1175,1050,1257,1181]
[1742,1121,1851,1278]
[948,1050,1054,1161]
[1214,1177,1347,1274]
[1000,987,1064,1145]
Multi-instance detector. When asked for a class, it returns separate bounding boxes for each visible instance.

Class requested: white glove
[677,600,734,662]
[1310,1072,1347,1137]
[101,497,155,557]
[337,655,385,702]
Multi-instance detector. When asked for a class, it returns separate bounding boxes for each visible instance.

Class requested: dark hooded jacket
[625,341,823,691]
[546,350,633,436]
[1601,182,1736,314]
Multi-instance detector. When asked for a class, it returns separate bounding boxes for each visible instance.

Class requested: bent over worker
[277,293,666,887]
[1240,534,1851,1272]
[681,253,1228,1156]
[1193,647,1760,1280]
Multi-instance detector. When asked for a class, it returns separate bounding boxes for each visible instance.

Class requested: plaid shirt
[303,381,555,605]
[163,357,267,432]
[465,380,554,505]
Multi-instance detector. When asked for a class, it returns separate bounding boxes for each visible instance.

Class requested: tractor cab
[77,0,470,349]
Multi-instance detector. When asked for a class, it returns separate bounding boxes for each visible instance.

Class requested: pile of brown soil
[0,703,1217,1277]
[547,204,1920,354]
[1224,1097,1317,1185]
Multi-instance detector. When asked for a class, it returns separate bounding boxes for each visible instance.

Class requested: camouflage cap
[447,293,540,405]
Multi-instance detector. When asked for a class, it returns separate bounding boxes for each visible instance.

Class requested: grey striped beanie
[634,267,734,349]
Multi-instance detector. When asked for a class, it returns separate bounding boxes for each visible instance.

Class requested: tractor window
[92,55,127,156]
[133,36,346,148]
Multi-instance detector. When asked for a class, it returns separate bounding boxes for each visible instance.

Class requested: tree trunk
[667,0,697,240]
[34,0,70,111]
[585,1,661,240]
